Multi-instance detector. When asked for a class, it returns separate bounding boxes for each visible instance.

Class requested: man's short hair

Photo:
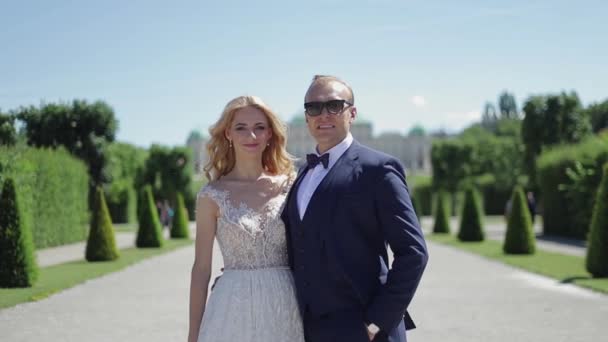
[308,75,355,104]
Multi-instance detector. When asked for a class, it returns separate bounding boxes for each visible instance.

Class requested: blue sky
[1,0,607,147]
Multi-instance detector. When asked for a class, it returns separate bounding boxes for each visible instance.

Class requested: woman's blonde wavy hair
[203,95,294,181]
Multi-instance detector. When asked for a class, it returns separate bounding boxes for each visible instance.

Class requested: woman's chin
[236,149,264,158]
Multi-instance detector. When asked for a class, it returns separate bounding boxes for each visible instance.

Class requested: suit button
[298,265,305,270]
[298,248,305,253]
[304,281,310,287]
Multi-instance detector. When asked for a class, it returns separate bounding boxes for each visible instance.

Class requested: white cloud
[411,95,427,108]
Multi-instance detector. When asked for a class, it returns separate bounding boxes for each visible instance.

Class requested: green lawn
[428,234,608,294]
[0,239,193,309]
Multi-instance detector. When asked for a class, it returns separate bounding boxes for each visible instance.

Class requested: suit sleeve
[365,160,429,332]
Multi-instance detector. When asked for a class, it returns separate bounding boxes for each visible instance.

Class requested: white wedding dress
[196,175,304,342]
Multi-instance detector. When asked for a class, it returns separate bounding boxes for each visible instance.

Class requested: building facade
[286,116,432,173]
[186,131,207,176]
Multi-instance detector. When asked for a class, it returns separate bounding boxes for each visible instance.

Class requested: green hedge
[473,174,515,215]
[105,181,137,224]
[412,178,433,216]
[0,146,89,248]
[537,134,608,239]
[104,142,147,224]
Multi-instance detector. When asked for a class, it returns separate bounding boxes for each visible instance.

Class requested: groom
[282,75,428,342]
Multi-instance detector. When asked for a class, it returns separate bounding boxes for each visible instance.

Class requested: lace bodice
[197,174,292,270]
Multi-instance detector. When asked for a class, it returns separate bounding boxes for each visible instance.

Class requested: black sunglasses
[304,99,353,117]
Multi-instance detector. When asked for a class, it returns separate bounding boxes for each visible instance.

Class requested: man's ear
[350,107,357,123]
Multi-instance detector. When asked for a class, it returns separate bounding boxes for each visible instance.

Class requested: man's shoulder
[351,141,407,181]
[353,141,401,165]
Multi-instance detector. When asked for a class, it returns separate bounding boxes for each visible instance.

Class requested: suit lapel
[288,165,309,223]
[302,142,360,224]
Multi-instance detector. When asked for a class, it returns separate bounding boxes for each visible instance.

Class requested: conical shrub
[503,186,536,254]
[136,185,164,248]
[433,191,450,234]
[170,192,190,239]
[0,178,38,287]
[586,163,608,277]
[458,187,485,242]
[86,187,119,261]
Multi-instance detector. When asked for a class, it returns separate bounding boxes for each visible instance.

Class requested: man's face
[304,81,356,154]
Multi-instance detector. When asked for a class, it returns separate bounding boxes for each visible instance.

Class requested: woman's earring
[229,140,233,148]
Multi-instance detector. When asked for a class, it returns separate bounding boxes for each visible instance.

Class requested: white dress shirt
[297,133,354,219]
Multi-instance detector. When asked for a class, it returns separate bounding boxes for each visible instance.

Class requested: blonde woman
[188,96,304,342]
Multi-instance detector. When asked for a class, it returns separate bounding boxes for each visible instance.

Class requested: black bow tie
[306,153,330,169]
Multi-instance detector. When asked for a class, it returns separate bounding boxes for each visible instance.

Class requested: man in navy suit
[281,75,428,342]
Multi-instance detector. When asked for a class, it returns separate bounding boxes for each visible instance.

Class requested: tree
[521,92,591,188]
[457,187,485,241]
[503,186,536,254]
[522,95,546,186]
[585,99,608,133]
[431,140,473,212]
[0,178,38,287]
[85,187,119,261]
[586,164,608,277]
[481,102,498,131]
[495,118,522,138]
[0,111,17,146]
[104,142,148,223]
[498,91,519,119]
[15,100,118,186]
[137,144,194,212]
[431,140,474,191]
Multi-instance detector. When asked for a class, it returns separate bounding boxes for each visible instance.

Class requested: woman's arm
[187,194,218,342]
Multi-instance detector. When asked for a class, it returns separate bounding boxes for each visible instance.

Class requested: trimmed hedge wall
[473,174,514,215]
[537,134,608,239]
[106,182,137,224]
[0,146,89,248]
[412,182,433,216]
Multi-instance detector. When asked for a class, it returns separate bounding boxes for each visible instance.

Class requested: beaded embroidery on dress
[196,174,304,342]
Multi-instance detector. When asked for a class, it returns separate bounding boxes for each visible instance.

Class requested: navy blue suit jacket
[281,140,428,334]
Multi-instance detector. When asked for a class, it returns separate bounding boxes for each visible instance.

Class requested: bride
[188,95,304,342]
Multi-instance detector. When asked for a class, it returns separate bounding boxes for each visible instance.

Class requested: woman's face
[226,106,272,159]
